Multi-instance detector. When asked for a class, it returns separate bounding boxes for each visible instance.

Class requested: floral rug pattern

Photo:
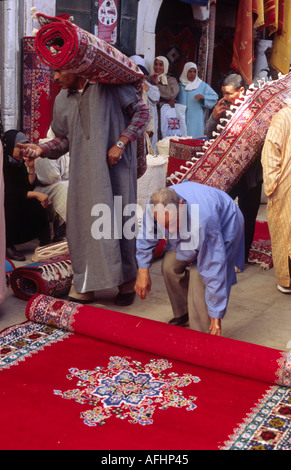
[54,356,201,426]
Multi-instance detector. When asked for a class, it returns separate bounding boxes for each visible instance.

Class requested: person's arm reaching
[17,136,69,160]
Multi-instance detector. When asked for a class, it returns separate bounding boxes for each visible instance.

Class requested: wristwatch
[116,140,126,150]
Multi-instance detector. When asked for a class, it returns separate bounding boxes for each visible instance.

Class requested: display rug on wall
[22,37,60,143]
[167,73,291,193]
[248,220,273,269]
[0,294,290,450]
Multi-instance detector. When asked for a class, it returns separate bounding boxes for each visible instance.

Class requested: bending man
[134,183,245,335]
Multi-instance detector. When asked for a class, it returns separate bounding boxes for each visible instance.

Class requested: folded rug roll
[10,254,72,300]
[167,73,291,192]
[31,239,69,262]
[26,294,291,388]
[35,13,143,85]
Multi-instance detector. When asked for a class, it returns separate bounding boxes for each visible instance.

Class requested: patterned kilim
[22,37,60,142]
[0,294,290,450]
[248,220,273,269]
[168,73,291,193]
[35,13,143,85]
[9,255,72,300]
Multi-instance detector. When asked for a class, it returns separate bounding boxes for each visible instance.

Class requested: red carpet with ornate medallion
[0,294,290,450]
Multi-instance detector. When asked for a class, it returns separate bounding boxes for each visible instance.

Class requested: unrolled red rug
[248,220,273,269]
[0,294,290,450]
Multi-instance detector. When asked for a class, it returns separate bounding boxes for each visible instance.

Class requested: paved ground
[1,204,290,352]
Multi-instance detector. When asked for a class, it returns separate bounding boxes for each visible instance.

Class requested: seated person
[34,130,69,241]
[3,130,51,261]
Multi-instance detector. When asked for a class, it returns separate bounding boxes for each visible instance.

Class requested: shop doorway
[155,0,203,80]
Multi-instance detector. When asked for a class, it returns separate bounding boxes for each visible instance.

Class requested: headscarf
[154,56,169,85]
[3,130,29,166]
[130,56,149,76]
[130,55,145,68]
[179,62,202,91]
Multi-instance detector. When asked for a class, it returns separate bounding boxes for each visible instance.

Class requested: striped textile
[262,105,291,286]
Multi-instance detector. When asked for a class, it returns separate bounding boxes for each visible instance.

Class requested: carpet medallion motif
[53,356,200,426]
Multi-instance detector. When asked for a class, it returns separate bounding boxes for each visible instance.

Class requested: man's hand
[107,144,124,168]
[107,138,129,168]
[212,98,229,120]
[17,142,42,160]
[209,318,221,336]
[134,268,152,300]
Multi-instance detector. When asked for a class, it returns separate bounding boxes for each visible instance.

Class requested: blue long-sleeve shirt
[136,182,245,319]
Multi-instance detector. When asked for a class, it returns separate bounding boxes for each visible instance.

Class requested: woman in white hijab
[177,62,218,138]
[148,56,180,139]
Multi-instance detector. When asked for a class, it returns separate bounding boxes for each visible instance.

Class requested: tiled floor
[1,204,290,352]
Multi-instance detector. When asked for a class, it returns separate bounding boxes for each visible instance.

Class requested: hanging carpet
[0,294,290,450]
[22,37,60,143]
